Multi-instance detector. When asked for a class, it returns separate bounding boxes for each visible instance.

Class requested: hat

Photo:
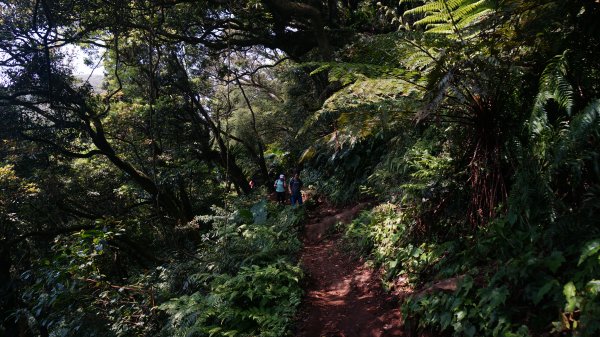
[279,174,285,179]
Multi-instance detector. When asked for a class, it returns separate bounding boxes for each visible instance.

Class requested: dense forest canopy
[1,0,600,336]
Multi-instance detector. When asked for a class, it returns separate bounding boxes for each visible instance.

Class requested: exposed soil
[294,201,405,337]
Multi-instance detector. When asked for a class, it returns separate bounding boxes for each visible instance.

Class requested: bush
[158,198,306,337]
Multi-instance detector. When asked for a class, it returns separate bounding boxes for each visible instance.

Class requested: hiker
[289,172,303,206]
[274,174,286,204]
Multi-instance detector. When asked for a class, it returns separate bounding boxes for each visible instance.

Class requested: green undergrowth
[397,214,600,337]
[341,202,454,287]
[343,201,600,337]
[338,94,600,336]
[157,198,306,337]
[19,195,307,337]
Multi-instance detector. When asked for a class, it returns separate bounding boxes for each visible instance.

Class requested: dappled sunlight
[297,203,404,337]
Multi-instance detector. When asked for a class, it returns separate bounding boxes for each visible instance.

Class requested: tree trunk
[86,116,191,222]
[236,78,270,188]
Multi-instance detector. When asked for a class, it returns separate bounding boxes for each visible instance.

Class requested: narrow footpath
[294,202,404,337]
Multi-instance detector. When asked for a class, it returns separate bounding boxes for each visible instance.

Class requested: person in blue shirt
[288,172,303,207]
[274,174,286,204]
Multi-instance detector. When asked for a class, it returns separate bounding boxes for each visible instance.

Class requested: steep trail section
[295,203,404,337]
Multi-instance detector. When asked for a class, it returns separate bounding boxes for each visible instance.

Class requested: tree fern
[298,33,431,158]
[401,0,495,37]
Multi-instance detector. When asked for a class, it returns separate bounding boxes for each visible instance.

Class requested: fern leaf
[404,2,446,16]
[403,50,437,71]
[455,9,493,29]
[570,100,600,143]
[425,25,456,35]
[539,50,573,116]
[452,0,489,19]
[529,50,576,158]
[404,0,494,36]
[414,14,449,27]
[446,0,468,9]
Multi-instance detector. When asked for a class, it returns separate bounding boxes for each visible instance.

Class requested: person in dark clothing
[288,172,303,206]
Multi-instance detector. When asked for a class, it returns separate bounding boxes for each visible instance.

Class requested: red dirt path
[294,202,405,337]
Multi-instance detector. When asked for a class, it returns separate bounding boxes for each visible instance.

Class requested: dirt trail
[294,202,404,337]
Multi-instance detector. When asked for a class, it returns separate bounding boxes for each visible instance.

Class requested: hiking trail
[294,201,405,337]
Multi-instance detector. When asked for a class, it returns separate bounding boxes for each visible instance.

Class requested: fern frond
[416,69,454,121]
[529,51,576,161]
[425,25,456,35]
[571,99,600,140]
[404,2,447,16]
[453,0,488,19]
[403,0,494,37]
[455,8,493,29]
[446,0,469,9]
[539,50,574,116]
[414,15,449,27]
[402,50,437,72]
[554,99,600,167]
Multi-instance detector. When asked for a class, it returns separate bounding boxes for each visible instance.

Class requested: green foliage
[21,224,159,337]
[300,130,389,204]
[298,34,429,205]
[397,218,561,336]
[12,194,305,337]
[159,200,305,337]
[160,261,302,337]
[2,0,600,336]
[0,164,40,223]
[401,0,495,37]
[396,46,600,335]
[342,202,456,285]
[335,4,600,330]
[397,135,454,204]
[369,126,468,239]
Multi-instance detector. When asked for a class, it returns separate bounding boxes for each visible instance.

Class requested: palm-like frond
[299,32,433,156]
[401,0,495,37]
[301,78,422,145]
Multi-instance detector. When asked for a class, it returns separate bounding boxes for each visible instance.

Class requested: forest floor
[293,200,405,337]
